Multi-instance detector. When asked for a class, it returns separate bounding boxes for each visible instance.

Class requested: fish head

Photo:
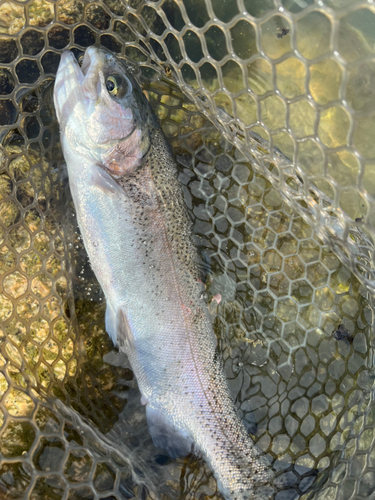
[53,47,152,176]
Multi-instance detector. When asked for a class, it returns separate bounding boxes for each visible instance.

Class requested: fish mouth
[54,48,105,117]
[57,48,93,81]
[53,51,82,126]
[58,50,85,88]
[80,47,106,102]
[80,47,97,77]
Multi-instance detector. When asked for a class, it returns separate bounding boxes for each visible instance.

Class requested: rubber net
[0,0,374,499]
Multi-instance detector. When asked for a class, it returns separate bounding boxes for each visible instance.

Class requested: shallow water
[0,1,375,499]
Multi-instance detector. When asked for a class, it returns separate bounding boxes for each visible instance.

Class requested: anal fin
[105,303,134,351]
[146,406,194,458]
[105,301,118,345]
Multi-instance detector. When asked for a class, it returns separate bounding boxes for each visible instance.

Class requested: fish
[53,47,274,500]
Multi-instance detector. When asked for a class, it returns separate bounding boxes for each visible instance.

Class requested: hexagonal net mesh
[0,0,374,499]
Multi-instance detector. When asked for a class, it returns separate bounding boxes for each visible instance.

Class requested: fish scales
[53,47,273,500]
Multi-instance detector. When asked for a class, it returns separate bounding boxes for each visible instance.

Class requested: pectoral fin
[91,164,124,195]
[146,406,194,458]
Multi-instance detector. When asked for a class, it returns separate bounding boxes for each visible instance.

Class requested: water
[0,1,374,499]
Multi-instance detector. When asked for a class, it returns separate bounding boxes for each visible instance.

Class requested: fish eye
[78,54,84,66]
[106,76,118,95]
[105,75,130,98]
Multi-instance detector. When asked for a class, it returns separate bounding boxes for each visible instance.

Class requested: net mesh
[0,0,374,499]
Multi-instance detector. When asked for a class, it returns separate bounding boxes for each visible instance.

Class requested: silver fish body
[53,47,273,500]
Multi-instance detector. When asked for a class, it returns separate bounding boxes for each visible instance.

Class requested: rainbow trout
[54,47,273,500]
